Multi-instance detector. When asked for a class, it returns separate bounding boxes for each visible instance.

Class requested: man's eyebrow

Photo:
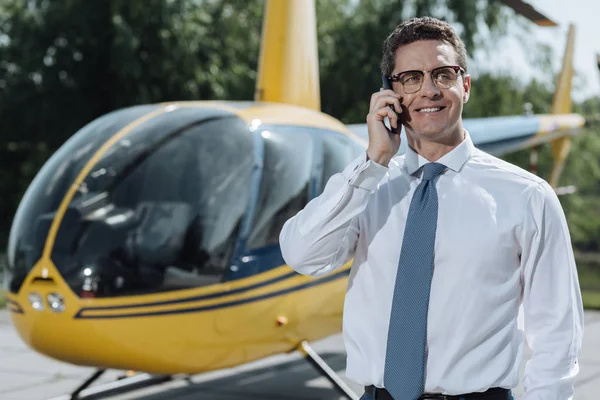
[394,64,453,74]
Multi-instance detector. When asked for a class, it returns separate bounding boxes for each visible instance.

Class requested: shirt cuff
[344,152,388,191]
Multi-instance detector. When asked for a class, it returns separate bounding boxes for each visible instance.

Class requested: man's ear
[463,74,471,103]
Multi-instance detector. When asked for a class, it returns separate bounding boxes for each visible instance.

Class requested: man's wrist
[366,149,392,167]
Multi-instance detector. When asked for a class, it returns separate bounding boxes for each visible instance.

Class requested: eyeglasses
[388,65,465,94]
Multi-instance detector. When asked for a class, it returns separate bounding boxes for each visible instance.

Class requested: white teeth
[418,107,442,113]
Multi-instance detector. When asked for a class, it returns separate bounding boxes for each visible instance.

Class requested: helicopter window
[48,115,254,297]
[246,129,313,250]
[320,133,364,194]
[5,105,160,294]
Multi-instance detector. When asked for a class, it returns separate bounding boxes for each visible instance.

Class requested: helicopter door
[225,127,315,281]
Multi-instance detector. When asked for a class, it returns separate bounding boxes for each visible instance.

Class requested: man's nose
[420,74,441,97]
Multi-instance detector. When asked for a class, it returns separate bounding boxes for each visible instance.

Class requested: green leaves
[1,0,599,256]
[0,0,266,246]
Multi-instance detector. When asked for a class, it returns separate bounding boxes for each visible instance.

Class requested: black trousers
[361,385,513,400]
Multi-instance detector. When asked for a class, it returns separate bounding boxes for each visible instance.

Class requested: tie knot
[422,162,446,181]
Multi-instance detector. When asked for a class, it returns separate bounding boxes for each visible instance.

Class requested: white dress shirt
[279,132,583,399]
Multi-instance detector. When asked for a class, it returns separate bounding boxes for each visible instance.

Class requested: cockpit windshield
[5,105,160,293]
[7,109,254,297]
[55,116,253,297]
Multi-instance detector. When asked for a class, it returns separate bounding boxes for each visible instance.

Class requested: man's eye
[403,75,421,83]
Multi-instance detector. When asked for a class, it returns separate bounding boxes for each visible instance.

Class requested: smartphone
[382,74,400,133]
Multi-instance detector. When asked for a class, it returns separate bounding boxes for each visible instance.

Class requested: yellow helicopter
[2,0,586,399]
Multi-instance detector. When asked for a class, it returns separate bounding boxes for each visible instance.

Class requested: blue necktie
[384,162,447,400]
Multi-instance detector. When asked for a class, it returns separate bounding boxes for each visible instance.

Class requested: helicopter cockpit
[6,106,254,297]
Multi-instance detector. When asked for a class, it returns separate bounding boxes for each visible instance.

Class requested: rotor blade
[496,0,558,26]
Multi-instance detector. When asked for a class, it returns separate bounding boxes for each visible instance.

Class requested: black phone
[382,74,400,133]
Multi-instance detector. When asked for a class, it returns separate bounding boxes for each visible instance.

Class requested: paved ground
[1,309,599,400]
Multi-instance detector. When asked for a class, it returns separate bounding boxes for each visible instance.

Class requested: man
[279,16,583,400]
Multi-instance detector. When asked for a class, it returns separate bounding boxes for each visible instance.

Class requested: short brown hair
[381,17,467,77]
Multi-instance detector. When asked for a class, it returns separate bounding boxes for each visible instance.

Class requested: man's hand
[366,89,403,167]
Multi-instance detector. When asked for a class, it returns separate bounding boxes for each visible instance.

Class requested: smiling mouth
[416,106,446,113]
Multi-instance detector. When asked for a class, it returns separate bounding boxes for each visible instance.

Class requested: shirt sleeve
[279,152,388,277]
[520,181,584,400]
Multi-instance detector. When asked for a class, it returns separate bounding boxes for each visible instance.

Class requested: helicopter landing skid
[45,369,173,400]
[297,340,360,400]
[44,342,358,400]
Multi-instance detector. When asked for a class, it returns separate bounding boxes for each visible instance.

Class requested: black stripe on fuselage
[5,299,24,314]
[74,270,299,317]
[74,268,349,319]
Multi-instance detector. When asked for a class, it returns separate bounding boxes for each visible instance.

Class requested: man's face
[392,40,470,141]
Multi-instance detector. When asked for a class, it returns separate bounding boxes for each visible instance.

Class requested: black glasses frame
[388,65,465,93]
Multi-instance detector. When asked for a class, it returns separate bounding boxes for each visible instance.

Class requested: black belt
[364,385,510,400]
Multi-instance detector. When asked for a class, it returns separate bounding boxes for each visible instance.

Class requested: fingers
[373,95,403,115]
[370,89,401,112]
[370,106,399,128]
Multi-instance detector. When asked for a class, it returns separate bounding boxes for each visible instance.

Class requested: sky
[471,0,600,103]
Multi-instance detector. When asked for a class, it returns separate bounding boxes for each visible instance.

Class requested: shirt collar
[405,130,474,176]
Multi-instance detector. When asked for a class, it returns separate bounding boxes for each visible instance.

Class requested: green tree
[0,0,264,245]
[0,0,587,253]
[463,73,524,118]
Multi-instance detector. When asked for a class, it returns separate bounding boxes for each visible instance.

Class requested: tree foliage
[0,0,265,244]
[0,0,599,258]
